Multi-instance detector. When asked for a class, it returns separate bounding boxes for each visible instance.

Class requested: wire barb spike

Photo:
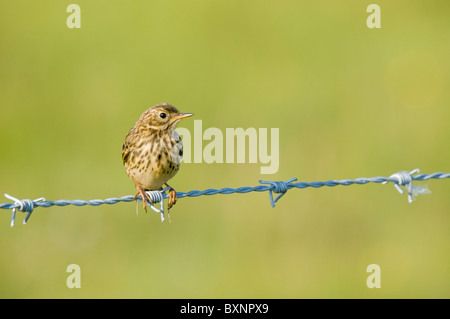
[259,178,298,208]
[4,194,45,227]
[383,169,430,203]
[139,190,166,222]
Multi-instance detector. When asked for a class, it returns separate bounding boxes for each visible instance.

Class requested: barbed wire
[1,169,449,227]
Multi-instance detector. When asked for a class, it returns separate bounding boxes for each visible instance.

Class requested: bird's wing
[122,140,131,165]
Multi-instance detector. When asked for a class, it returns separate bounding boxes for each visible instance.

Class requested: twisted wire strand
[1,169,449,226]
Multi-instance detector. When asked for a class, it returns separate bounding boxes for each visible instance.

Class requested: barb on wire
[259,178,298,208]
[1,169,449,227]
[4,194,45,227]
[382,169,430,203]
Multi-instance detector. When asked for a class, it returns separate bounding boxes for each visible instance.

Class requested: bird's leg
[134,185,153,213]
[164,183,178,209]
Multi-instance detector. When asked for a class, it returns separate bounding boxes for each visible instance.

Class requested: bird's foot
[165,183,178,209]
[134,185,153,213]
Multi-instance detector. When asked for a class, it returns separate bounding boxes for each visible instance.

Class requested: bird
[122,103,193,212]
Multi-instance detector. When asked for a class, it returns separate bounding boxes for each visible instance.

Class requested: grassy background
[0,0,449,298]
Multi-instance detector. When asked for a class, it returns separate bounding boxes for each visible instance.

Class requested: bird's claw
[167,187,178,209]
[134,186,153,213]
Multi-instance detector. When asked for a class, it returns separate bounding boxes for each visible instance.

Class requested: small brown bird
[122,103,193,211]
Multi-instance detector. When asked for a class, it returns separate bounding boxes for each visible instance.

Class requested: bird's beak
[170,113,194,123]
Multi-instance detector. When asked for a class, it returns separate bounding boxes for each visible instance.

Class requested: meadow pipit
[122,103,193,211]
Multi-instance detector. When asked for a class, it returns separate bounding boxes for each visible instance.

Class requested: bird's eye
[160,112,167,119]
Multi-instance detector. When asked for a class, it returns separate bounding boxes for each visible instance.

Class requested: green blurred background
[0,0,449,298]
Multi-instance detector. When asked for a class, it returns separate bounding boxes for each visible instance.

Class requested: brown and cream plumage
[122,103,193,211]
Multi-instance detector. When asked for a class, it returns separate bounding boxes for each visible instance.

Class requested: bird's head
[138,103,194,132]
